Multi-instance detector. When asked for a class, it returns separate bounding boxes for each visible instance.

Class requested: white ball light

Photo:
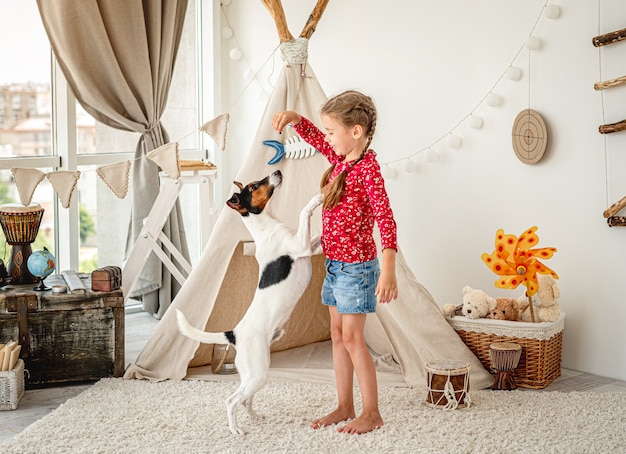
[381,165,397,179]
[526,36,542,51]
[403,158,418,173]
[486,93,502,107]
[244,69,255,82]
[468,115,484,129]
[229,47,243,60]
[506,66,522,81]
[544,5,561,19]
[222,27,234,39]
[424,148,439,163]
[447,134,462,148]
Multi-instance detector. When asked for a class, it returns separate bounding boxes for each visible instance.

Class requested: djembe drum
[424,360,471,410]
[0,203,44,284]
[489,342,522,390]
[211,344,237,374]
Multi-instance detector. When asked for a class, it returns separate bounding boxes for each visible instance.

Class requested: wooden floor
[1,311,625,443]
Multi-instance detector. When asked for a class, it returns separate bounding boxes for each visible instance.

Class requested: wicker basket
[0,359,25,410]
[447,313,565,389]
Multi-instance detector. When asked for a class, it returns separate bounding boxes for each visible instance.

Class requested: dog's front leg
[296,193,323,250]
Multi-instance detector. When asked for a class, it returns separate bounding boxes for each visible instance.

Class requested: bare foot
[311,408,356,429]
[337,413,384,434]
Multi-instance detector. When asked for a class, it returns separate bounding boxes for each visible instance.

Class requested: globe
[27,247,56,291]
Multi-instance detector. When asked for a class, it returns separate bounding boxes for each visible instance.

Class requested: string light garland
[468,115,484,130]
[380,1,561,178]
[220,2,281,106]
[8,2,564,205]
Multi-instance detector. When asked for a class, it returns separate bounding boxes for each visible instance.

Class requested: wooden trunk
[91,266,122,292]
[0,284,124,388]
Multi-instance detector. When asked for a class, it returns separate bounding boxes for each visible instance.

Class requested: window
[84,1,206,271]
[0,1,55,270]
[0,1,213,280]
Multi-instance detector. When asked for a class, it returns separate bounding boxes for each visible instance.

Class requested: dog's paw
[229,426,245,436]
[246,406,264,420]
[306,193,323,211]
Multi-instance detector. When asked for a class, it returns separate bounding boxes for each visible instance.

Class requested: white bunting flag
[199,113,229,151]
[96,160,131,199]
[146,142,180,179]
[10,168,46,206]
[46,170,81,208]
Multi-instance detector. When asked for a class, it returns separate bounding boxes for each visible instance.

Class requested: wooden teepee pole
[262,0,330,42]
[261,0,294,42]
[300,0,330,39]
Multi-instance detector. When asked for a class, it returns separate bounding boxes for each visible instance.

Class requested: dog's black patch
[225,330,236,345]
[258,255,293,289]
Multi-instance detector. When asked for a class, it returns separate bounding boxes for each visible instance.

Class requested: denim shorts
[321,258,380,314]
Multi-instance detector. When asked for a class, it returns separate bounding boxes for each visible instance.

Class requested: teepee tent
[125,0,492,390]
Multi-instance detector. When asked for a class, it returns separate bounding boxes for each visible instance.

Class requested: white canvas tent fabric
[124,36,492,390]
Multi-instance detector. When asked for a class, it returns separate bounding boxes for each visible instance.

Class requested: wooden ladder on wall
[594,27,626,226]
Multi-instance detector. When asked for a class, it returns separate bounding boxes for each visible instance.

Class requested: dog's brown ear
[233,181,244,190]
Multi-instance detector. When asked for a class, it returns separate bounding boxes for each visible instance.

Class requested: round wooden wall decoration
[512,109,548,164]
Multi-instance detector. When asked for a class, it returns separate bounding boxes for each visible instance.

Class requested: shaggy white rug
[2,378,625,454]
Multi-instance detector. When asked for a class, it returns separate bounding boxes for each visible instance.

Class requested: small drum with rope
[211,343,237,374]
[0,203,44,284]
[489,342,522,390]
[424,360,471,410]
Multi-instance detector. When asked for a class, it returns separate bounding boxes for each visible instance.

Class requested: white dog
[177,170,322,435]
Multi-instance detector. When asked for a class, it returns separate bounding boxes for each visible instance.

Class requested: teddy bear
[518,274,561,322]
[445,286,495,319]
[442,286,499,319]
[461,286,497,319]
[441,303,463,318]
[486,297,521,321]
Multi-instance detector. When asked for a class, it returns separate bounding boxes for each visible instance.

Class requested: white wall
[211,0,626,381]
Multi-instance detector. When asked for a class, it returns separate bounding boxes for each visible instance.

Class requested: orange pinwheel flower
[481,226,558,296]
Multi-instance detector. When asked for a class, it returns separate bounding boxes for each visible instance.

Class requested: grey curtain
[37,0,190,317]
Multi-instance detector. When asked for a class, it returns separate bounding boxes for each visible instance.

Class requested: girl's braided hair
[319,90,377,210]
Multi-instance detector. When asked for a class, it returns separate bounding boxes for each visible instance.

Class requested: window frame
[0,0,220,273]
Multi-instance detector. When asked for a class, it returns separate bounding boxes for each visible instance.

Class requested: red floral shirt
[294,117,397,263]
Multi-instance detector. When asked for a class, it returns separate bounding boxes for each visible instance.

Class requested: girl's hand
[376,248,398,304]
[376,271,398,304]
[272,111,302,133]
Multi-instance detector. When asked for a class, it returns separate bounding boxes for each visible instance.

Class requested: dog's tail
[176,309,231,345]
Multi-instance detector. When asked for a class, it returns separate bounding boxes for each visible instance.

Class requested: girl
[272,90,398,434]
